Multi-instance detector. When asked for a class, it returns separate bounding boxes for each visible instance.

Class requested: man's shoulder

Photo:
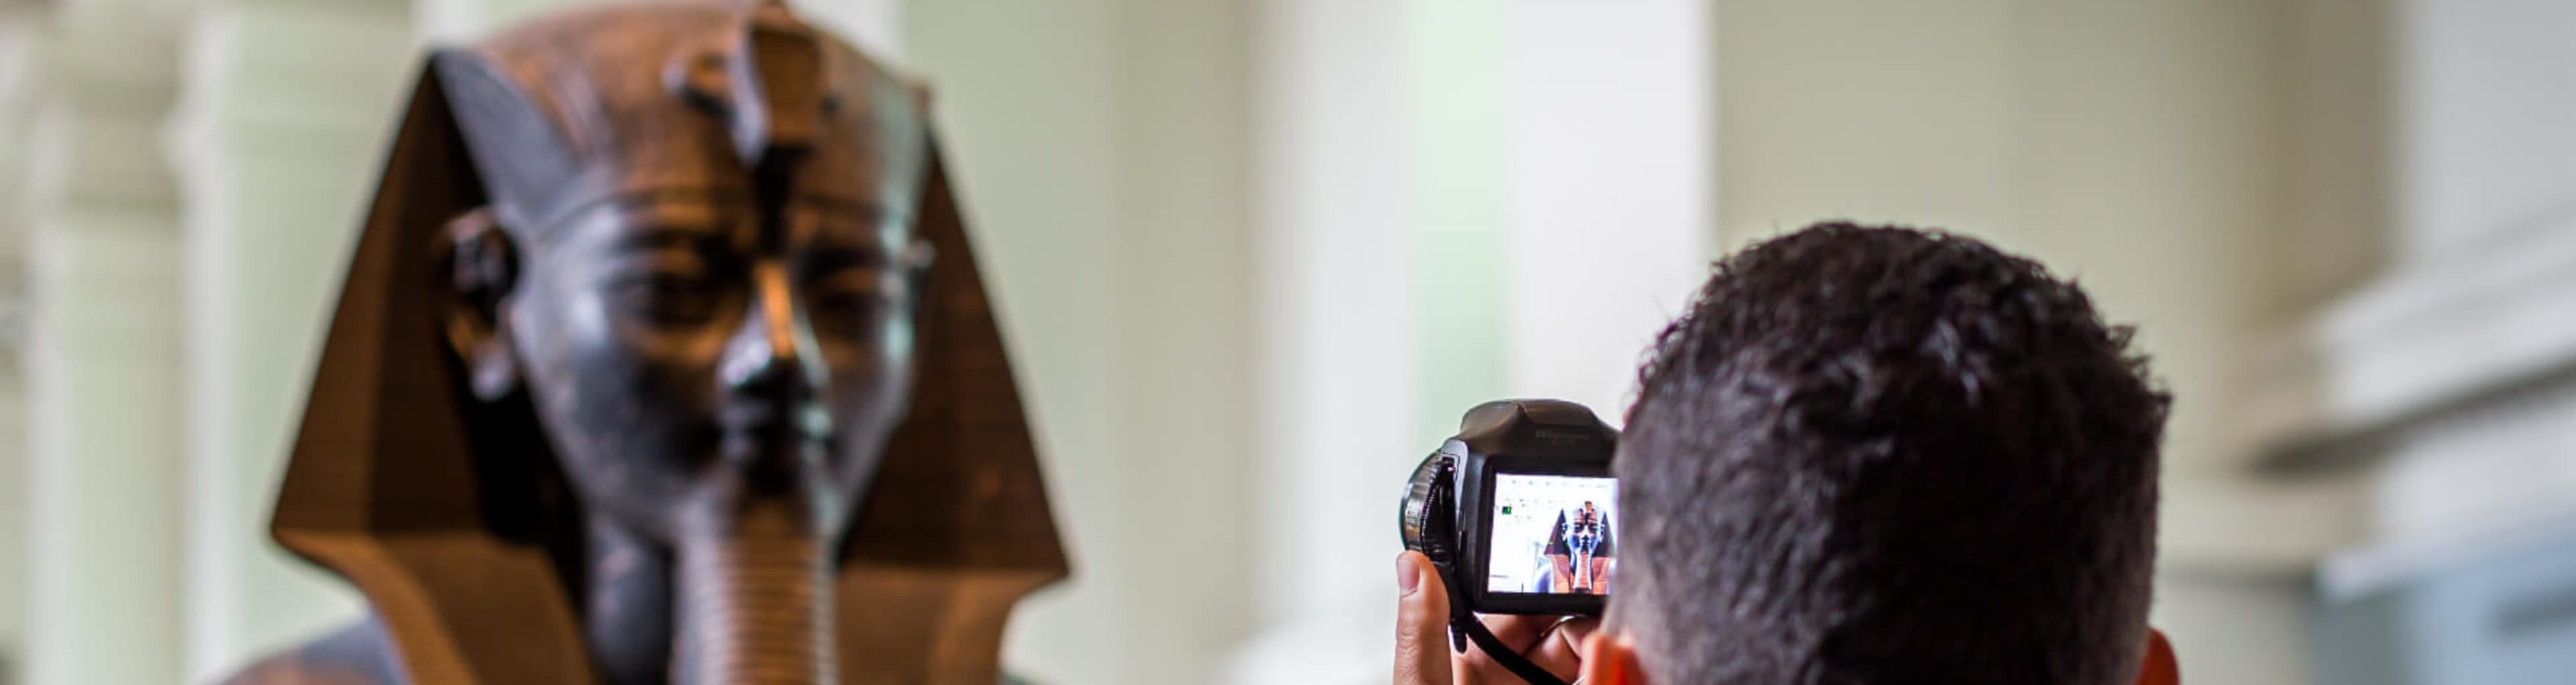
[220,615,404,685]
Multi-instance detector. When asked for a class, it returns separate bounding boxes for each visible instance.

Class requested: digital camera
[1399,399,1619,618]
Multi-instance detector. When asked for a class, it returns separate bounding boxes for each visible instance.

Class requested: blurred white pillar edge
[20,3,190,684]
[1230,1,1416,682]
[0,3,42,676]
[170,0,410,680]
[1499,0,1713,420]
[1226,1,1710,683]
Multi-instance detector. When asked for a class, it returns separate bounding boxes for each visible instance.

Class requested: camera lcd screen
[1486,473,1617,596]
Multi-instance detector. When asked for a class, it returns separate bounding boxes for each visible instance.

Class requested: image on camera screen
[1487,473,1617,596]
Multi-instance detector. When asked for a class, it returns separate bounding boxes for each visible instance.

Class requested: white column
[1099,2,1256,684]
[0,5,44,672]
[170,0,412,679]
[22,3,189,684]
[1224,0,1417,682]
[1498,0,1712,419]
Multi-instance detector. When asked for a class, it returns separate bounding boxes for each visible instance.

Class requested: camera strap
[1450,615,1573,685]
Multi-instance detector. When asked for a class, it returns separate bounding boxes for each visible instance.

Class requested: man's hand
[1396,551,1596,685]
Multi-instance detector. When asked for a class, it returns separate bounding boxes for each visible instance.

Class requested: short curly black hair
[1611,223,2169,684]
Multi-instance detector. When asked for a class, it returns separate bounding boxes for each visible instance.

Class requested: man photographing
[1397,223,2182,684]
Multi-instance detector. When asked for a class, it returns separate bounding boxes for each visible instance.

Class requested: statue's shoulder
[220,615,405,685]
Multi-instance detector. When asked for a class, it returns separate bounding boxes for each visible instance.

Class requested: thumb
[1394,551,1454,685]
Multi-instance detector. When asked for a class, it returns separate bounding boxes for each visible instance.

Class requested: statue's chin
[674,499,836,685]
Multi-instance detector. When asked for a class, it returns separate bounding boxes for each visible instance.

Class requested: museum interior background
[2,0,2574,683]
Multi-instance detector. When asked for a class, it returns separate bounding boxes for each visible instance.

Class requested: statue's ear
[278,52,494,544]
[2135,628,2179,685]
[432,207,522,401]
[272,52,597,685]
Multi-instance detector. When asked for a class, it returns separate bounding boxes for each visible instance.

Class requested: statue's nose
[719,262,821,401]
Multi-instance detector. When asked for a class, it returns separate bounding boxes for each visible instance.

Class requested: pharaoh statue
[224,2,1067,683]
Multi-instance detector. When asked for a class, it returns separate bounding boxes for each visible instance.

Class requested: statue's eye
[805,267,903,319]
[612,268,724,325]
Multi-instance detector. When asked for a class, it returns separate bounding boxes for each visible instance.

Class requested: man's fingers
[1523,617,1598,679]
[1394,551,1454,685]
[1397,560,1596,685]
[1477,615,1558,651]
[1460,615,1595,682]
[1556,617,1600,649]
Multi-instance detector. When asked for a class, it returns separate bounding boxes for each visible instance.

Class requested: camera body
[1400,399,1619,617]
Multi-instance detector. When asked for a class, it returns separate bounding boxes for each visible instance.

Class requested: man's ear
[2135,627,2179,685]
[434,208,522,401]
[1578,630,1648,685]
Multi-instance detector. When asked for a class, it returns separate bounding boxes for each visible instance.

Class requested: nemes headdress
[270,3,1067,682]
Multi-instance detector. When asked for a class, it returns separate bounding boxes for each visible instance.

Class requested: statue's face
[498,193,919,541]
[1570,504,1601,537]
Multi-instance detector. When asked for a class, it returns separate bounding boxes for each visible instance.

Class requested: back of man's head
[1611,223,2169,684]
